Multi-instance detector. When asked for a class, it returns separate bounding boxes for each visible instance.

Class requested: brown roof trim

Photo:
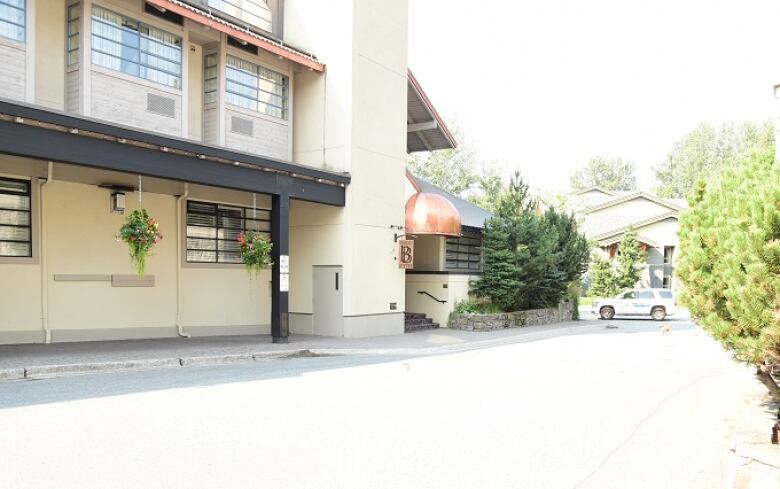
[407,70,457,149]
[406,169,422,192]
[147,0,325,72]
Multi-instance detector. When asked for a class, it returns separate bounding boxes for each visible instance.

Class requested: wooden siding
[224,107,288,160]
[0,41,26,102]
[203,106,218,145]
[90,70,182,137]
[65,70,80,114]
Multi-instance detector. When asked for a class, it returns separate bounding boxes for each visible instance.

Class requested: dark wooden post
[271,190,289,343]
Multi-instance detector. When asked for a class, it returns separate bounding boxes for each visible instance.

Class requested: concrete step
[404,318,433,327]
[405,312,426,320]
[405,322,440,332]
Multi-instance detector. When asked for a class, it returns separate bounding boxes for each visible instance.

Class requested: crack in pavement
[570,371,718,489]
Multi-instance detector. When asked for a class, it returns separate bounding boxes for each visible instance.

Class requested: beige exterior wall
[286,0,409,336]
[35,0,65,110]
[0,170,276,344]
[411,235,444,271]
[405,273,474,328]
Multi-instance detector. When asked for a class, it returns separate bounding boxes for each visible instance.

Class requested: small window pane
[0,209,29,225]
[0,241,29,256]
[637,291,654,299]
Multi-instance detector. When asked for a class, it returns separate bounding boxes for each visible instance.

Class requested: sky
[408,0,780,194]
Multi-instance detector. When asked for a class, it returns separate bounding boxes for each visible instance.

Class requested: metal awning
[407,70,457,153]
[0,99,348,206]
[145,0,325,72]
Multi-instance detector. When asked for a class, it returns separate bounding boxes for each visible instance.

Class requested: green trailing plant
[118,209,162,278]
[237,231,273,275]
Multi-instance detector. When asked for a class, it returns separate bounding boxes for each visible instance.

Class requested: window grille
[0,177,31,257]
[207,0,272,33]
[225,55,288,119]
[186,200,271,263]
[91,6,182,89]
[67,3,80,65]
[0,0,24,42]
[445,231,482,271]
[204,53,217,104]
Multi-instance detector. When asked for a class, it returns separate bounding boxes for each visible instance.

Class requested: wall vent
[231,115,254,136]
[146,93,176,118]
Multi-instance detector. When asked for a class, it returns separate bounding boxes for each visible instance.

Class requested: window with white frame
[207,0,272,33]
[186,200,271,263]
[0,177,32,257]
[91,6,182,89]
[67,3,80,66]
[445,231,482,271]
[225,55,288,119]
[0,0,25,42]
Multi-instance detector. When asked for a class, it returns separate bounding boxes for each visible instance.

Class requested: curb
[10,349,325,380]
[2,322,597,381]
[24,358,182,379]
[0,368,25,381]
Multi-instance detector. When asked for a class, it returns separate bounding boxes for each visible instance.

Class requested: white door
[312,266,343,336]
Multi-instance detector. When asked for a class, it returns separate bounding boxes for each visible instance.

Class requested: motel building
[0,0,489,346]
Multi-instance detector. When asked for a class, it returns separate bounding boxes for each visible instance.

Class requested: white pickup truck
[592,288,678,320]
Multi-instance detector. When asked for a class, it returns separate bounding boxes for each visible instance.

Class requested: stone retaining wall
[449,301,574,331]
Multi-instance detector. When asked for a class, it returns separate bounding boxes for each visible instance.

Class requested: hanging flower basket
[118,209,162,278]
[238,231,273,275]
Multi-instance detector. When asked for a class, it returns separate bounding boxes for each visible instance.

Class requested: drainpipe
[175,184,190,338]
[40,162,52,344]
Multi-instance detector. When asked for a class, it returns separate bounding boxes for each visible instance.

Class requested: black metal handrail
[417,291,446,304]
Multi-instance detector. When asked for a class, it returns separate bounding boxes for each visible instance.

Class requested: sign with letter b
[398,239,414,269]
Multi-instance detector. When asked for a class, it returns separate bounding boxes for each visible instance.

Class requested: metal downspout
[40,162,52,343]
[176,183,190,338]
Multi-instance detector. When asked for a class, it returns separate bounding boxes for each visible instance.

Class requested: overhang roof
[598,234,659,248]
[592,211,678,243]
[407,70,457,153]
[0,99,348,206]
[585,191,684,214]
[411,175,492,229]
[146,0,324,72]
[572,186,616,197]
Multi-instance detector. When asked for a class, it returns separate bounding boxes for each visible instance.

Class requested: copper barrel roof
[405,192,462,238]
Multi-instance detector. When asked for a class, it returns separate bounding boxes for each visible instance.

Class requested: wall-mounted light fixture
[110,192,126,215]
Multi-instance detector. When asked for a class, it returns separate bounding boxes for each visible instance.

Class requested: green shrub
[453,299,501,314]
[677,147,780,396]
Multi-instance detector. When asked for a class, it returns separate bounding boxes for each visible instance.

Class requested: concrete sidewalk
[0,320,600,381]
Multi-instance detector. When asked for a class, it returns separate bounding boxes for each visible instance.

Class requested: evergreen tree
[589,254,618,297]
[615,227,643,290]
[472,171,591,311]
[677,148,780,398]
[471,216,519,312]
